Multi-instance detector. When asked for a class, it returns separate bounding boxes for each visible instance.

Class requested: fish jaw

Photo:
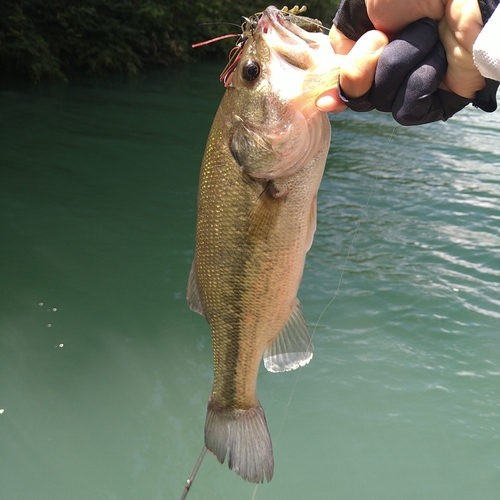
[258,6,342,106]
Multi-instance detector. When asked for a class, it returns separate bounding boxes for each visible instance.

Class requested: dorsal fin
[263,300,313,372]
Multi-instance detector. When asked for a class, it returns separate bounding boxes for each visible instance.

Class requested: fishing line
[313,125,397,333]
[251,123,397,500]
[180,446,207,500]
[198,22,243,28]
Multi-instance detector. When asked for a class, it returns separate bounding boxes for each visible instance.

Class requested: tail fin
[204,397,274,483]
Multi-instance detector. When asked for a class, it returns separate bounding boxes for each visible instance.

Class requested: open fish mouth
[257,6,332,74]
[250,6,338,102]
[259,5,324,34]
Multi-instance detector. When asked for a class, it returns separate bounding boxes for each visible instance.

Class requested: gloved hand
[331,0,499,125]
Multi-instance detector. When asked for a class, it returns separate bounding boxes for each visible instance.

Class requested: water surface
[1,65,499,500]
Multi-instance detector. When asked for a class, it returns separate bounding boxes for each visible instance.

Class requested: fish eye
[242,61,260,82]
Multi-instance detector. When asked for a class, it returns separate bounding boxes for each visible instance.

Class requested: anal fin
[263,299,313,373]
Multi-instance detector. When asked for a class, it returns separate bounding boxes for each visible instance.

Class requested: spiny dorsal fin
[263,300,313,372]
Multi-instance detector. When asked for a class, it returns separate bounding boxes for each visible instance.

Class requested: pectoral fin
[186,260,205,317]
[263,300,313,372]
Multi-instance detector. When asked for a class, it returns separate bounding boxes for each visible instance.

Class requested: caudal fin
[204,397,274,483]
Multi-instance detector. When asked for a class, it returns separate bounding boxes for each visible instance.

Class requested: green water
[1,65,499,500]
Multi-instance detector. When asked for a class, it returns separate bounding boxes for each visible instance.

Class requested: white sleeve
[473,6,500,81]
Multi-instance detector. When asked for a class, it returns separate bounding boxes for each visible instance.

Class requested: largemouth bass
[187,5,342,484]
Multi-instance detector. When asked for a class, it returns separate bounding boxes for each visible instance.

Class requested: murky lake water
[1,64,499,500]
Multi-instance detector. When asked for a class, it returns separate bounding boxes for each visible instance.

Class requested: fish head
[225,6,344,179]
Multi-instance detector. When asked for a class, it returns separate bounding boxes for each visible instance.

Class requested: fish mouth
[257,6,324,70]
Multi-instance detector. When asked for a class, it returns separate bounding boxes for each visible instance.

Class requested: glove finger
[392,42,469,125]
[338,82,375,112]
[333,0,375,41]
[370,18,440,112]
[394,88,471,125]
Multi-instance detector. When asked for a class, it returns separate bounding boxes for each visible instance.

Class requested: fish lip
[259,6,305,43]
[261,5,284,25]
[256,6,312,72]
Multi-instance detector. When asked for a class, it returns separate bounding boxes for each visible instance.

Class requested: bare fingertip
[316,93,348,113]
[356,30,389,53]
[340,30,388,99]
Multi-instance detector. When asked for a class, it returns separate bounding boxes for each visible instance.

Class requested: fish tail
[204,396,274,483]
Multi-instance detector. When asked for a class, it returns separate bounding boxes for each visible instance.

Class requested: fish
[187,5,342,484]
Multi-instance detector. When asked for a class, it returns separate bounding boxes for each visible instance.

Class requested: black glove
[333,0,499,125]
